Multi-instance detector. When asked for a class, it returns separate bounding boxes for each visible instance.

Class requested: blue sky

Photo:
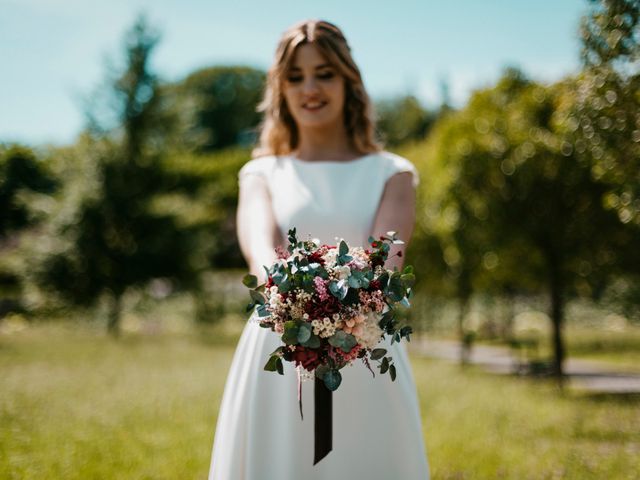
[1,0,589,146]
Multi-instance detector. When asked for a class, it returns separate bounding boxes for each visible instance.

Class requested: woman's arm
[369,171,417,272]
[236,174,284,284]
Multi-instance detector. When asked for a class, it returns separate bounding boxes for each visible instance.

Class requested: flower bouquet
[242,228,415,464]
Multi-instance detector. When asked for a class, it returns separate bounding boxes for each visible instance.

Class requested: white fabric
[208,151,430,480]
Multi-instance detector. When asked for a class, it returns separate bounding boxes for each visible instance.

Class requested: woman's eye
[318,71,335,80]
[286,71,335,84]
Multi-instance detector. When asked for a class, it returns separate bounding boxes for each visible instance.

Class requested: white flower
[322,249,338,267]
[269,294,282,307]
[335,265,351,280]
[356,311,384,349]
[348,247,369,269]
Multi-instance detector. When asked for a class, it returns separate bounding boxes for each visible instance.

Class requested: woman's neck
[293,122,359,161]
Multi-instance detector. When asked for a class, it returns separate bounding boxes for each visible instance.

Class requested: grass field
[1,318,639,480]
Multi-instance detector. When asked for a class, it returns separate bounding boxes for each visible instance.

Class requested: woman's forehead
[289,43,332,68]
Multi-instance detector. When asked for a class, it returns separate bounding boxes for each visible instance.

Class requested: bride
[208,18,430,479]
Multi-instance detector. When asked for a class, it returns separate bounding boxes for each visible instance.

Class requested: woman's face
[282,43,346,131]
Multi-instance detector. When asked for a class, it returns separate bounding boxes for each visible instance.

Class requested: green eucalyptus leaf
[315,364,329,380]
[400,273,415,288]
[328,330,357,352]
[339,240,349,256]
[302,334,321,348]
[329,279,348,300]
[264,355,279,372]
[399,326,412,342]
[370,348,387,360]
[297,322,312,343]
[282,321,300,345]
[243,274,258,288]
[250,289,265,305]
[272,269,285,284]
[279,278,292,292]
[323,369,342,391]
[380,357,389,374]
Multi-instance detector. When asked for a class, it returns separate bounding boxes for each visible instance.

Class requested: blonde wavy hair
[251,19,382,158]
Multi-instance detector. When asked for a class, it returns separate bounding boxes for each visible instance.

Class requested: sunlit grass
[415,357,640,479]
[0,323,230,479]
[1,321,639,479]
[564,327,640,370]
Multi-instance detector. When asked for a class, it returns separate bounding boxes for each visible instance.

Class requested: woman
[208,19,430,479]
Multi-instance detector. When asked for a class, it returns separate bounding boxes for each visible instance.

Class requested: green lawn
[1,322,639,479]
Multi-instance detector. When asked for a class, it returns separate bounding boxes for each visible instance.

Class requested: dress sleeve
[238,157,272,185]
[384,153,420,189]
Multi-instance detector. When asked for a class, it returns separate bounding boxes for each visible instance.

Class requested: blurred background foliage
[0,2,639,379]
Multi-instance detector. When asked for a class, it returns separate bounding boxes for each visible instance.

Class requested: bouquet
[242,228,416,464]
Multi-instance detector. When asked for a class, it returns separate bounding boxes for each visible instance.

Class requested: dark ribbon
[313,376,333,465]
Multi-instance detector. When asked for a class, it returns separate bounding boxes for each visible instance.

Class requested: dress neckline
[286,152,379,165]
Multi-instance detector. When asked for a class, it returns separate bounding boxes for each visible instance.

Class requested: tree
[575,0,640,314]
[36,16,201,336]
[375,94,435,147]
[414,66,636,378]
[0,145,57,317]
[163,66,265,152]
[0,145,57,239]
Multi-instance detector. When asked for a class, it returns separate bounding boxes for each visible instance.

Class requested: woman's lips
[302,101,327,111]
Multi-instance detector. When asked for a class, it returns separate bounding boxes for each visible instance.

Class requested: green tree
[0,145,57,317]
[414,66,636,378]
[164,66,265,152]
[575,0,640,315]
[0,145,57,239]
[375,94,435,147]
[36,16,201,336]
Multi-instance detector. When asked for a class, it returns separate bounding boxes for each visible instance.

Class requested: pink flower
[313,277,330,301]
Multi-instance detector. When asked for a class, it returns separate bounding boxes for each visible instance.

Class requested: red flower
[308,250,326,265]
[293,346,321,371]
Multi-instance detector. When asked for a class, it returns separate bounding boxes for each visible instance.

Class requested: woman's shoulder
[375,150,420,188]
[238,154,279,181]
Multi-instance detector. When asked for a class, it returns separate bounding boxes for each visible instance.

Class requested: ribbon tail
[313,376,333,465]
[297,366,303,420]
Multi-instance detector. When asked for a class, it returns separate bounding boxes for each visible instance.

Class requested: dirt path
[407,337,640,394]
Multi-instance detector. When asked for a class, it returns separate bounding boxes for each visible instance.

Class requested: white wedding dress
[208,151,430,479]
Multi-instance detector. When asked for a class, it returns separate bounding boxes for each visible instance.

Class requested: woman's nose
[302,77,320,94]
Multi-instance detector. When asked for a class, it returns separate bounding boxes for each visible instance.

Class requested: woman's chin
[295,114,342,130]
